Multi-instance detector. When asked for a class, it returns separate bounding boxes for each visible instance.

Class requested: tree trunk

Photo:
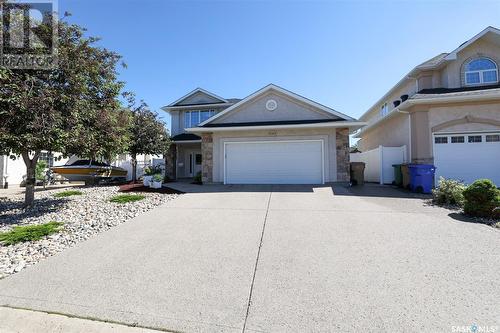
[22,151,40,208]
[131,154,137,183]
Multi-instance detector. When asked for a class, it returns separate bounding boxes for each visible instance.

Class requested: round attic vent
[265,99,278,111]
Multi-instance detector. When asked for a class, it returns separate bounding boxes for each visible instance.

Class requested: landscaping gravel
[0,186,179,279]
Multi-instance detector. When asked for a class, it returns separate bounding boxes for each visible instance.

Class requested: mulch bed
[118,182,184,194]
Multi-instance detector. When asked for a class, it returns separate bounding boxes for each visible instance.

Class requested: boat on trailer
[51,160,128,184]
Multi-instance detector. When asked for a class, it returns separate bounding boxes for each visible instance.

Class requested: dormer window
[184,109,215,128]
[464,58,498,86]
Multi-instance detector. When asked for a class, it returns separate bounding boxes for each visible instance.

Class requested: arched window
[464,58,498,85]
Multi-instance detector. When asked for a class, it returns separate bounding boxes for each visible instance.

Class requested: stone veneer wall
[336,128,349,181]
[201,133,213,183]
[164,144,176,180]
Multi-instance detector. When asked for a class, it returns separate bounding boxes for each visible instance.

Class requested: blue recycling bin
[408,164,436,194]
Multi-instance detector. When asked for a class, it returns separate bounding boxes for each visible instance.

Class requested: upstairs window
[380,103,388,117]
[184,110,215,128]
[465,58,498,86]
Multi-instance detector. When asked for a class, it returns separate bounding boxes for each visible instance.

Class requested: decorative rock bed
[0,186,179,278]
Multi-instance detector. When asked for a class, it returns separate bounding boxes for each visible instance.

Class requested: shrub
[0,222,64,245]
[462,179,500,219]
[193,171,202,184]
[432,177,466,206]
[143,165,162,176]
[35,161,48,181]
[54,190,83,198]
[109,194,145,204]
[152,174,163,182]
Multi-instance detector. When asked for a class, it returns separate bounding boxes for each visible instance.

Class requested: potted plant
[143,165,161,186]
[150,173,163,189]
[143,168,153,186]
[192,171,202,185]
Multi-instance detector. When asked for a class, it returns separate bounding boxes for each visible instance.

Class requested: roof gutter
[401,91,500,106]
[355,90,500,138]
[186,121,367,134]
[161,103,234,113]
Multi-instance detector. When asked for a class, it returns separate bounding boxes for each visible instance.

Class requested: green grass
[0,222,64,245]
[109,194,145,204]
[54,190,83,198]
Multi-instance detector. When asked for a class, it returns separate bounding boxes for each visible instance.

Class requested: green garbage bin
[392,164,403,186]
[401,164,410,189]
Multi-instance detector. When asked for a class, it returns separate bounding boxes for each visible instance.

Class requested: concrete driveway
[0,184,499,332]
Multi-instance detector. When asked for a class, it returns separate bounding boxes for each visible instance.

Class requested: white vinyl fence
[113,155,164,181]
[350,145,407,184]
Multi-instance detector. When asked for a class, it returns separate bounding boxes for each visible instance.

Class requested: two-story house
[162,84,364,184]
[355,26,500,185]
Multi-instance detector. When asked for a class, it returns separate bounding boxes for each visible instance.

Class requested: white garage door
[224,140,324,184]
[433,132,500,186]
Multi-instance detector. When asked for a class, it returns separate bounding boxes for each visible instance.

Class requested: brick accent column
[201,133,213,183]
[164,143,177,180]
[336,128,350,181]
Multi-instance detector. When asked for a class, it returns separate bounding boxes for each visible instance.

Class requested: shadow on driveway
[165,181,432,199]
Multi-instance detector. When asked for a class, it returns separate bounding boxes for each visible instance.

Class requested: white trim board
[188,121,365,133]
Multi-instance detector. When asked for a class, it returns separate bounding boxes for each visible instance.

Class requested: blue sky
[59,0,500,132]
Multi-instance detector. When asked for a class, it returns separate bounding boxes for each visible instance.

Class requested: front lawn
[54,190,83,198]
[0,222,64,245]
[109,194,145,204]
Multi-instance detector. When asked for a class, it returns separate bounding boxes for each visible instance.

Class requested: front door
[188,152,202,177]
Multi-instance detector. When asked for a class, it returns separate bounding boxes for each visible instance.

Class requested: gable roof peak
[167,87,228,107]
[197,83,354,126]
[445,26,500,60]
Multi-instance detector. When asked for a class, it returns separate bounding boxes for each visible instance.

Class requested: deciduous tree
[127,102,170,182]
[0,15,128,206]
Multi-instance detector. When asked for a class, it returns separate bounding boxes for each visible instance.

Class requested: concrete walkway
[0,184,499,332]
[0,307,163,333]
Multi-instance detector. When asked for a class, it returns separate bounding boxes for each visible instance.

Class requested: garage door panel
[433,133,500,186]
[225,141,324,184]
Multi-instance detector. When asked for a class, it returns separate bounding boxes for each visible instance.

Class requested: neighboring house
[0,152,70,187]
[162,84,364,184]
[355,26,500,185]
[0,152,156,187]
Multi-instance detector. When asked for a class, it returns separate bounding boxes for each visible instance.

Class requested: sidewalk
[0,307,166,333]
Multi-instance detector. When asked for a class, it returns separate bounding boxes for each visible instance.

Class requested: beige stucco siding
[361,80,418,124]
[211,128,338,183]
[358,112,410,152]
[212,92,338,124]
[428,102,500,132]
